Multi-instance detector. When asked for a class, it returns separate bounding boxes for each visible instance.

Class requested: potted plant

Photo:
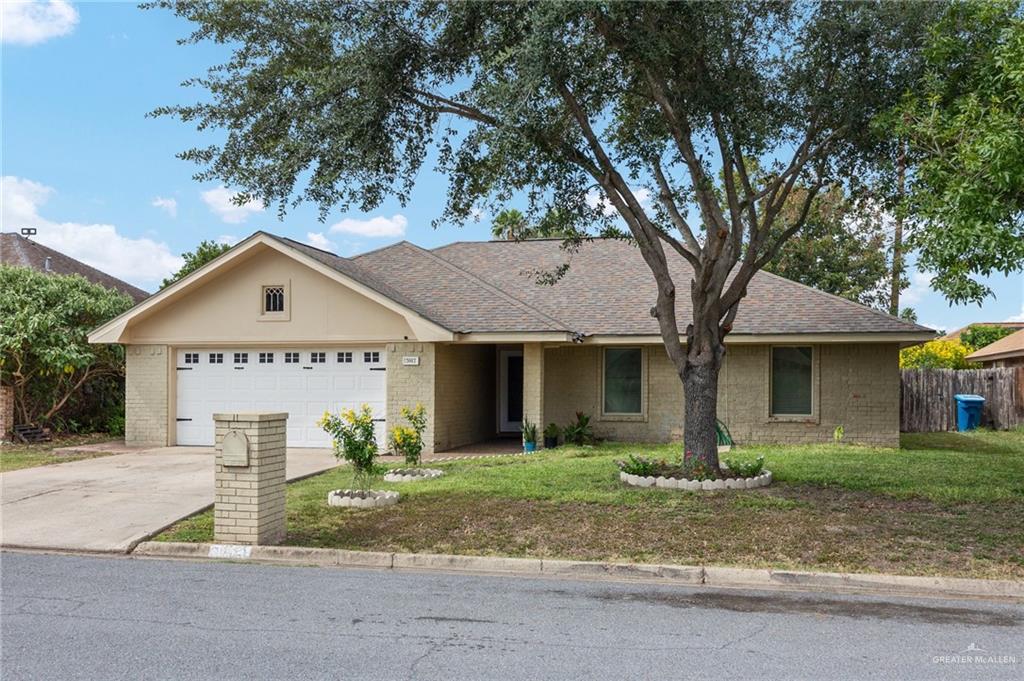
[521,417,538,453]
[543,422,560,449]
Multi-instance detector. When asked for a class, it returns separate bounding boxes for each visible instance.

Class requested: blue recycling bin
[954,394,985,432]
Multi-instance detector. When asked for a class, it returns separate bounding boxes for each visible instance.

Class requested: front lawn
[158,430,1024,579]
[0,433,118,473]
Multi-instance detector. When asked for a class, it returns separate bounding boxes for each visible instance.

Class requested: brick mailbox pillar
[213,412,287,545]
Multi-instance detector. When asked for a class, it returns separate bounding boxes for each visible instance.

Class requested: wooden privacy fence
[900,367,1024,432]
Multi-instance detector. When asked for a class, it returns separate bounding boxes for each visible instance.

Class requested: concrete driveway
[0,446,338,553]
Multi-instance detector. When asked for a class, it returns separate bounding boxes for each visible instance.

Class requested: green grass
[158,430,1024,579]
[0,433,118,473]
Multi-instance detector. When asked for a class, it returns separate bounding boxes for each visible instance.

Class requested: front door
[498,350,523,433]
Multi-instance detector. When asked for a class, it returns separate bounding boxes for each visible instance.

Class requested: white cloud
[2,1,79,45]
[1,175,183,287]
[305,231,336,251]
[215,234,239,246]
[1005,304,1024,323]
[585,187,652,217]
[151,196,177,218]
[328,214,407,238]
[901,269,935,305]
[201,186,265,224]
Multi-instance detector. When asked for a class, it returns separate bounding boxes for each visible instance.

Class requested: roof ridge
[261,233,449,330]
[401,241,573,332]
[351,239,413,261]
[756,268,936,334]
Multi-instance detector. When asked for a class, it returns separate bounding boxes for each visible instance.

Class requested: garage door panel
[176,347,386,447]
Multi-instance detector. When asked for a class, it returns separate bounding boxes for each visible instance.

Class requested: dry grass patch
[0,433,117,473]
[158,431,1024,579]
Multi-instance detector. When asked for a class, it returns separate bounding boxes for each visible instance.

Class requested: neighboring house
[965,329,1024,368]
[88,232,934,453]
[940,322,1024,341]
[0,232,149,303]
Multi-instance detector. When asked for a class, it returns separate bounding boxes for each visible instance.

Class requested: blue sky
[2,1,1021,332]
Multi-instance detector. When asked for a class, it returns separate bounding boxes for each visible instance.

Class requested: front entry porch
[427,343,545,455]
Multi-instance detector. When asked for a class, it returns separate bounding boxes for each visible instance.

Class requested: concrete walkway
[0,446,338,553]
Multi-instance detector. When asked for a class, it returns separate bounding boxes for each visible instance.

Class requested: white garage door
[175,348,387,448]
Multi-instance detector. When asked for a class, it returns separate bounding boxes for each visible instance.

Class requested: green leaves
[892,1,1024,304]
[0,266,134,424]
[160,239,232,289]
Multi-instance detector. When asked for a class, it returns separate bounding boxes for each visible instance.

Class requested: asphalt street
[1,551,1021,680]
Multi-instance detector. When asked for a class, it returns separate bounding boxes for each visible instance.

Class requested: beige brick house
[89,232,933,453]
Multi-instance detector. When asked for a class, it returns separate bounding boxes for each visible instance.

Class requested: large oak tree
[152,0,937,469]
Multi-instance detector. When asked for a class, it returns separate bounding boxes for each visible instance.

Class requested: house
[0,232,149,303]
[965,329,1024,368]
[88,232,934,453]
[940,322,1024,341]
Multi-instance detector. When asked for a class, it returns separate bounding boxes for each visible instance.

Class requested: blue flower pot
[523,441,537,453]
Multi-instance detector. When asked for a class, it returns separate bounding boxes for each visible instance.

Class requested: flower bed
[327,489,400,508]
[383,468,444,483]
[619,469,772,491]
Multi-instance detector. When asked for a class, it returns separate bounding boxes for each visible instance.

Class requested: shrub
[563,411,594,445]
[615,454,660,477]
[389,403,427,465]
[960,324,1016,352]
[724,455,765,478]
[899,339,977,369]
[544,422,560,440]
[319,405,381,487]
[106,413,126,437]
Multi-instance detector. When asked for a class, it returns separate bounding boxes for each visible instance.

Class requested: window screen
[603,348,642,414]
[771,346,813,415]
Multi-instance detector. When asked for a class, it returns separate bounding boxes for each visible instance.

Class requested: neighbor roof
[940,322,1024,341]
[0,232,149,302]
[344,237,934,338]
[965,328,1024,363]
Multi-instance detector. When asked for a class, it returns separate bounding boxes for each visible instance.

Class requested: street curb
[132,542,1024,601]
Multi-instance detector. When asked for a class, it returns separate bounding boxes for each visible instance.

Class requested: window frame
[337,351,353,364]
[599,346,647,421]
[284,351,300,364]
[208,352,224,364]
[310,351,326,364]
[233,352,249,365]
[363,351,380,364]
[258,352,274,364]
[766,344,819,422]
[258,281,291,322]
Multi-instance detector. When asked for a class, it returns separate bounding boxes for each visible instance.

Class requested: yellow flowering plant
[318,404,380,487]
[899,340,978,370]
[389,404,427,464]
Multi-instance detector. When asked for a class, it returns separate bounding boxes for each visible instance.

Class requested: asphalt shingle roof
[353,238,932,336]
[0,232,149,302]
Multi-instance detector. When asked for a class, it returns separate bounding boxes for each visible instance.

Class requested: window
[184,352,199,364]
[770,346,814,416]
[310,352,326,364]
[284,352,300,364]
[233,352,248,364]
[259,352,274,364]
[209,353,223,364]
[337,351,352,363]
[363,351,380,364]
[263,286,285,313]
[603,348,643,414]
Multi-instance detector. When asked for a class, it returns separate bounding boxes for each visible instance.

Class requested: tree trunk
[889,144,906,316]
[682,339,723,472]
